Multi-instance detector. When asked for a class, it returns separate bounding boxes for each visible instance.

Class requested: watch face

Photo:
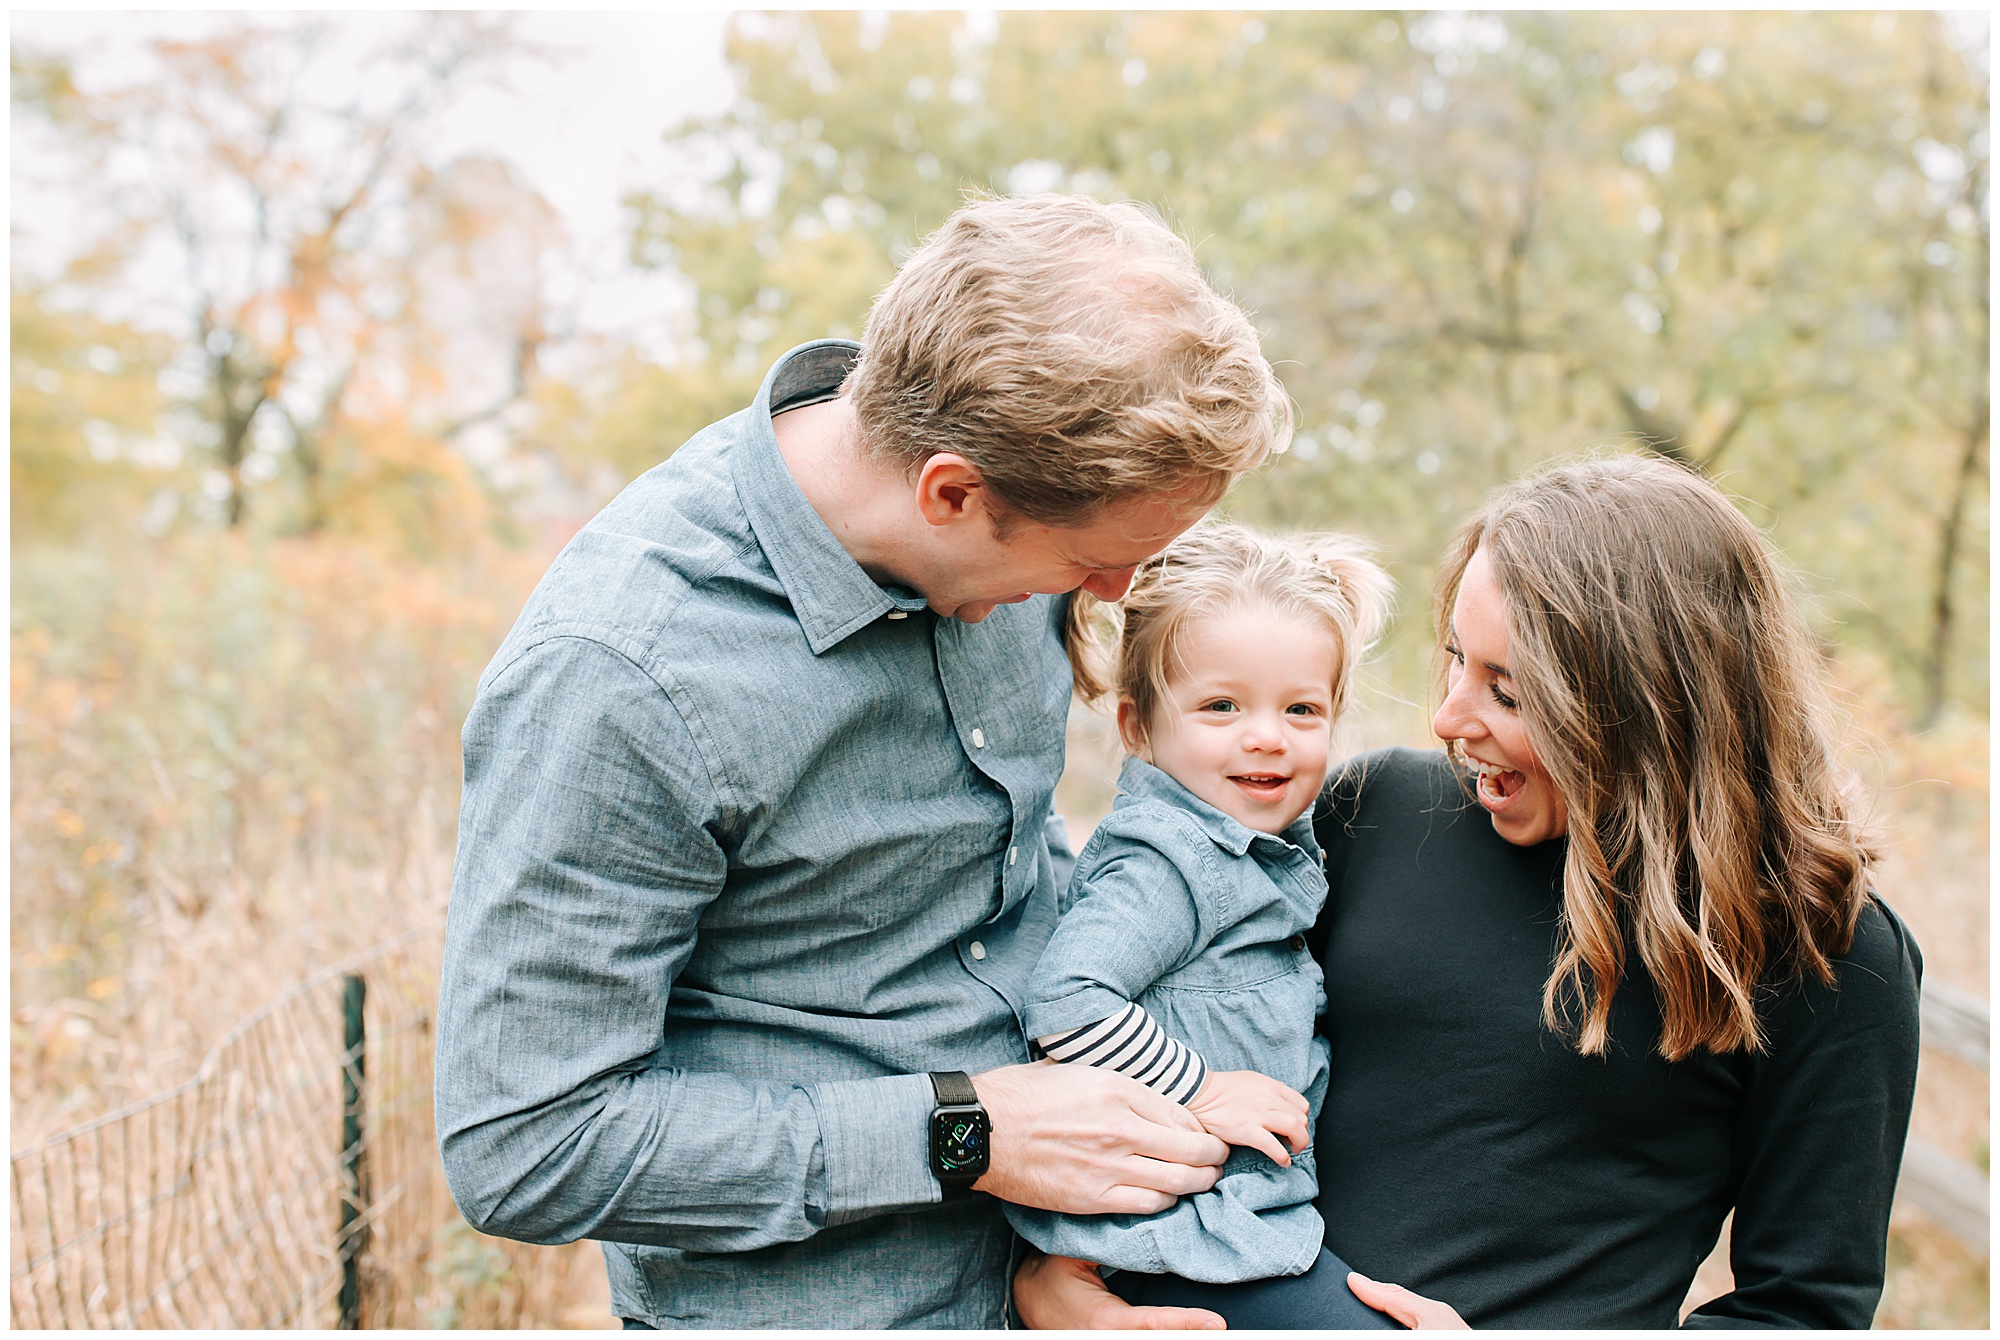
[931,1108,990,1175]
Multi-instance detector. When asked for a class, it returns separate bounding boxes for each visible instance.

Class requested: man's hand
[1185,1070,1309,1167]
[1013,1251,1224,1330]
[1346,1273,1470,1329]
[972,1061,1229,1214]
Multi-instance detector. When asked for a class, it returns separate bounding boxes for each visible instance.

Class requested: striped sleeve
[1037,1001,1209,1105]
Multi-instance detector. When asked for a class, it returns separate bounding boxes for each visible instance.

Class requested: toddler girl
[1009,522,1394,1327]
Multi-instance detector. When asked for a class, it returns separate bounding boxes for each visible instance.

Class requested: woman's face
[1432,546,1569,847]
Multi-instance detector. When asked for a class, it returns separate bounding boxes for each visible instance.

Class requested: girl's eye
[1491,685,1519,711]
[1201,699,1237,713]
[1285,703,1322,717]
[1443,640,1464,665]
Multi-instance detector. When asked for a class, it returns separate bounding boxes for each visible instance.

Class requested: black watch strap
[930,1070,979,1107]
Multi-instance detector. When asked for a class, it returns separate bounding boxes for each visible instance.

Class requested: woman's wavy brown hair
[1435,455,1875,1060]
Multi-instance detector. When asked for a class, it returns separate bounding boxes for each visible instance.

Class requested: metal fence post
[337,972,368,1328]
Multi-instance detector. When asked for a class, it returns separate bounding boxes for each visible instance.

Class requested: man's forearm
[437,1059,939,1250]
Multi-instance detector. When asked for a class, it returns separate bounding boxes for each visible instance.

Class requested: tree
[10,286,180,542]
[12,16,559,543]
[1883,18,1990,725]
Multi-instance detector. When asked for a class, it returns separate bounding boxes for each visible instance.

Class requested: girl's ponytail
[1062,591,1121,705]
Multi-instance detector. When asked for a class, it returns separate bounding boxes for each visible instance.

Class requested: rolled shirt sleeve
[435,635,937,1251]
[1021,831,1207,1042]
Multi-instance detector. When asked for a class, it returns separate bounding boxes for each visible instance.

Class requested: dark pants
[1106,1247,1405,1330]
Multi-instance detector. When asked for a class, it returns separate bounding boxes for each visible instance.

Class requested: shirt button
[885,610,908,621]
[1007,846,1017,866]
[969,941,987,961]
[1288,934,1307,952]
[971,728,986,748]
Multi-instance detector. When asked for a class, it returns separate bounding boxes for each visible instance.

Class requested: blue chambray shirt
[1008,756,1331,1283]
[435,341,1073,1328]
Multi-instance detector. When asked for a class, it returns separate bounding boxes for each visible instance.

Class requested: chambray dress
[1008,757,1330,1283]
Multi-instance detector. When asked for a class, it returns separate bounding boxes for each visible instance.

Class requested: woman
[1015,455,1922,1329]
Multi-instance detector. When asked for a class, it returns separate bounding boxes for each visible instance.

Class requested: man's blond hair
[846,193,1292,527]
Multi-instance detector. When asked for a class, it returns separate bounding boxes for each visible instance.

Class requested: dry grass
[1877,1211,1991,1329]
[10,531,526,1139]
[10,525,614,1327]
[415,1227,614,1329]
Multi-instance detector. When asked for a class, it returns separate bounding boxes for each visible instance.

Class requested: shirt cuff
[1022,984,1136,1044]
[809,1072,941,1225]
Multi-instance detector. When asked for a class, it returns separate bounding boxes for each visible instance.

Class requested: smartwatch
[928,1071,991,1190]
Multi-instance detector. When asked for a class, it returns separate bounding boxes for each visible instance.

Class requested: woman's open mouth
[1471,759,1525,810]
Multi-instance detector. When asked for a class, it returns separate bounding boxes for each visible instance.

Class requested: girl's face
[1432,546,1569,846]
[1118,604,1339,836]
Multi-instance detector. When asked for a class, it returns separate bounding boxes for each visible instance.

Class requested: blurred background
[10,11,1988,1328]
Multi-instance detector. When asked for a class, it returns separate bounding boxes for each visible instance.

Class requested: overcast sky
[10,11,739,346]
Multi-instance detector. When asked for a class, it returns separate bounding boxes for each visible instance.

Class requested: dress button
[1288,934,1307,951]
[886,611,909,621]
[969,941,987,961]
[971,728,986,748]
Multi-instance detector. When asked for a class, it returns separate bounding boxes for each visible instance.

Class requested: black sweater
[1309,748,1922,1329]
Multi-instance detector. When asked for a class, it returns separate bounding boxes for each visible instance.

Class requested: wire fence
[9,925,480,1328]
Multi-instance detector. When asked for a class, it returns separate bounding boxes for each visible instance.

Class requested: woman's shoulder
[1836,894,1925,1000]
[1763,894,1923,1054]
[1321,746,1472,825]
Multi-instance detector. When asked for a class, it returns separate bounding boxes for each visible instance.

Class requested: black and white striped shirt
[1037,1001,1209,1105]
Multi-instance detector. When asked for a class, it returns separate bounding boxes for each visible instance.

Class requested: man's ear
[913,454,991,529]
[1116,698,1151,759]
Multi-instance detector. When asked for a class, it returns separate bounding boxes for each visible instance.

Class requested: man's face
[927,490,1213,623]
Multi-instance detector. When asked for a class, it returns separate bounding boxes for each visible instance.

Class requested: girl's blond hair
[1435,454,1876,1060]
[1071,523,1391,744]
[848,193,1291,527]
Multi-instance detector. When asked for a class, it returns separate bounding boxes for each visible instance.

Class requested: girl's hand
[1013,1251,1225,1330]
[1185,1070,1310,1167]
[1346,1272,1471,1329]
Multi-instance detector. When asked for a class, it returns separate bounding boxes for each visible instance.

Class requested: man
[435,194,1291,1327]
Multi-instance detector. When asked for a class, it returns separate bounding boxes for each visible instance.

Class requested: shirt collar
[733,340,928,655]
[1114,755,1322,859]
